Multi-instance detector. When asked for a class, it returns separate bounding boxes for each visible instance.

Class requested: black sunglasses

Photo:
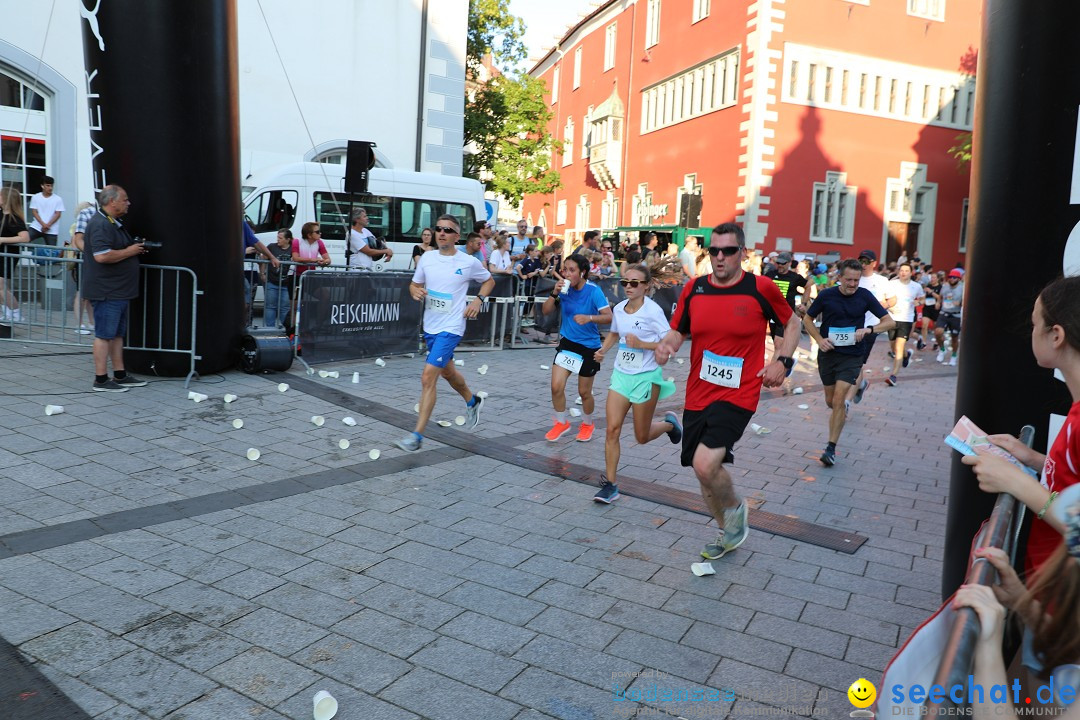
[619,279,645,288]
[707,246,741,257]
[435,226,459,234]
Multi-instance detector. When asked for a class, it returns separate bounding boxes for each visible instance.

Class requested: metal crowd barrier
[925,424,1035,717]
[0,243,202,386]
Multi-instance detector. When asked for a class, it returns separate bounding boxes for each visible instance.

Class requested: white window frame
[601,190,618,228]
[604,23,617,71]
[582,105,594,159]
[692,0,710,23]
[562,117,574,167]
[555,200,567,226]
[908,0,945,21]
[573,47,582,89]
[575,194,591,229]
[640,48,739,134]
[809,171,856,245]
[551,67,560,104]
[958,198,969,253]
[645,0,661,49]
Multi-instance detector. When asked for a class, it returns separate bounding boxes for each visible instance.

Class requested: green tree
[465,0,561,205]
[948,132,972,171]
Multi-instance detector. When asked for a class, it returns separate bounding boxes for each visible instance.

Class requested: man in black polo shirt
[82,185,148,392]
[765,251,807,337]
[803,258,894,466]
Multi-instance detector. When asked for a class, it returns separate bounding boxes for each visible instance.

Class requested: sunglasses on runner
[619,279,645,288]
[434,226,459,234]
[707,246,741,257]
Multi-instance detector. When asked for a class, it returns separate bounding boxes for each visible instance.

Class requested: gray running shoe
[92,379,129,393]
[701,530,728,560]
[722,501,749,554]
[853,379,869,403]
[113,374,148,387]
[395,433,422,452]
[466,394,484,429]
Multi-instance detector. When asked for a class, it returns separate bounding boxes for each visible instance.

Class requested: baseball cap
[814,263,827,274]
[768,251,779,259]
[857,249,877,261]
[948,269,963,279]
[776,252,793,264]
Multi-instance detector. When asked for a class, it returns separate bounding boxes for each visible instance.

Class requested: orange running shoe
[576,423,595,442]
[545,421,572,442]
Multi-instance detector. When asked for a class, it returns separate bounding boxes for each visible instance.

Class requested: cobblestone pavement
[0,333,958,719]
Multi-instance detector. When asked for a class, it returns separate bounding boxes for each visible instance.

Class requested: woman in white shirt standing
[488,235,513,274]
[591,264,682,503]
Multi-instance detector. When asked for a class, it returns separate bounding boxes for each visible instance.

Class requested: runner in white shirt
[590,264,682,503]
[848,249,896,406]
[884,262,924,386]
[395,214,494,452]
[347,208,392,269]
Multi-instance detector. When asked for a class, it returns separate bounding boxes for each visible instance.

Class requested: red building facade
[521,0,977,268]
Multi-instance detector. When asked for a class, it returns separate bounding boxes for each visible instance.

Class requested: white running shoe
[10,308,22,322]
[936,351,945,363]
[948,356,957,366]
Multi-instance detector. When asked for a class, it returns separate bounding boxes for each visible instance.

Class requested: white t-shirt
[887,278,925,323]
[30,192,65,232]
[489,248,512,272]
[609,296,670,374]
[412,250,492,336]
[859,272,893,327]
[348,227,376,269]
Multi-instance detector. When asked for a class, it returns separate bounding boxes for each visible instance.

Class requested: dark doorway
[886,221,920,264]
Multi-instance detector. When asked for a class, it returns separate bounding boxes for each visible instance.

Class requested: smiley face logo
[848,678,877,709]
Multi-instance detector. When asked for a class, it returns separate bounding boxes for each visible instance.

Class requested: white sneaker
[936,351,945,363]
[10,308,21,322]
[948,356,957,366]
[0,306,10,322]
[76,325,92,335]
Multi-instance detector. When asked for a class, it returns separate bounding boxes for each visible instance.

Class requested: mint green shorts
[609,367,677,404]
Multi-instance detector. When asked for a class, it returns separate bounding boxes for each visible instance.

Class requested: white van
[241,162,486,271]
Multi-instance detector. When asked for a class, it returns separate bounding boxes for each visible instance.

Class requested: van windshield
[314,192,476,243]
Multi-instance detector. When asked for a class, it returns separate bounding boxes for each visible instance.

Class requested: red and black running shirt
[670,271,792,412]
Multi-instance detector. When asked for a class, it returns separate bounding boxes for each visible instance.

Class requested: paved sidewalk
[0,336,958,719]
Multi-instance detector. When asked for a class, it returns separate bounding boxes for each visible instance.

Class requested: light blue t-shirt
[559,281,609,348]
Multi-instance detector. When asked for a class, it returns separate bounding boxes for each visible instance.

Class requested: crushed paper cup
[691,562,716,576]
[374,358,386,367]
[569,408,582,417]
[750,423,770,435]
[338,439,350,450]
[352,372,360,383]
[676,358,685,365]
[313,690,338,720]
[306,368,315,375]
[477,391,489,399]
[311,415,325,427]
[454,416,466,426]
[188,391,208,403]
[413,403,420,413]
[232,419,244,429]
[368,449,381,460]
[318,370,329,378]
[792,387,803,395]
[245,448,260,461]
[478,364,488,375]
[404,353,415,358]
[223,393,238,403]
[327,371,339,379]
[540,364,550,370]
[44,404,64,416]
[436,420,452,427]
[454,359,465,366]
[574,395,582,405]
[797,404,809,410]
[883,366,891,372]
[277,383,289,392]
[342,417,357,427]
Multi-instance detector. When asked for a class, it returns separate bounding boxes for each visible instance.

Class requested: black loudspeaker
[344,140,377,193]
[240,332,294,373]
[679,193,702,227]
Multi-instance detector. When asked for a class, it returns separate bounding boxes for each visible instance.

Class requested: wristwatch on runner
[776,355,794,370]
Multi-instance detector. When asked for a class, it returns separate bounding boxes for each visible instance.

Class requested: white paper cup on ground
[569,408,581,417]
[188,391,208,403]
[223,393,238,403]
[691,562,715,576]
[342,417,357,427]
[413,403,420,413]
[352,372,360,383]
[797,404,809,410]
[792,387,803,395]
[478,364,488,375]
[437,420,452,427]
[374,358,386,367]
[454,359,465,366]
[311,415,325,427]
[338,439,350,450]
[327,371,339,378]
[540,364,550,370]
[313,690,338,720]
[277,383,289,392]
[676,358,685,365]
[318,370,329,378]
[750,422,770,435]
[44,404,64,416]
[245,448,260,461]
[477,391,489,399]
[454,416,466,426]
[232,419,244,429]
[368,448,381,460]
